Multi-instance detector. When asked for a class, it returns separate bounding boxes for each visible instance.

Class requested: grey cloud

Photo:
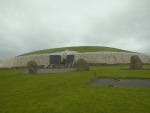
[81,0,150,54]
[0,0,150,63]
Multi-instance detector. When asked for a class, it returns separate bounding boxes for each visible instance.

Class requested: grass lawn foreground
[0,65,150,113]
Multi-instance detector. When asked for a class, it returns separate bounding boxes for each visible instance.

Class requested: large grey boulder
[76,59,89,71]
[130,55,142,70]
[27,60,38,73]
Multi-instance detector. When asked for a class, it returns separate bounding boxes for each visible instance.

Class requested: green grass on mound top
[21,46,131,56]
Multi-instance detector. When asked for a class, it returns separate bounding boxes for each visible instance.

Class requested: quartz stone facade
[2,52,150,68]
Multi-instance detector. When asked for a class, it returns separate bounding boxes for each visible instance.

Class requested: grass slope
[21,46,131,56]
[0,65,150,113]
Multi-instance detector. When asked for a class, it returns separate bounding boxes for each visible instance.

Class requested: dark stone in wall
[50,55,61,65]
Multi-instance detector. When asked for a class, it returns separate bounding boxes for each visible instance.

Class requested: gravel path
[24,68,76,74]
[90,78,150,88]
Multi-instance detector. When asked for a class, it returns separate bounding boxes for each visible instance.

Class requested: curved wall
[2,52,150,68]
[74,52,150,64]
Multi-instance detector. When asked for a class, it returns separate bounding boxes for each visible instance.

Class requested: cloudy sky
[0,0,150,65]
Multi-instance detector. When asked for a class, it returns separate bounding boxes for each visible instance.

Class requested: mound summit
[21,46,130,56]
[3,46,150,68]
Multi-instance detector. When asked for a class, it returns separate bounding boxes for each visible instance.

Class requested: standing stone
[76,59,89,71]
[130,55,142,70]
[27,60,38,73]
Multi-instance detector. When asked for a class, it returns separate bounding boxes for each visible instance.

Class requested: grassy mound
[21,46,131,56]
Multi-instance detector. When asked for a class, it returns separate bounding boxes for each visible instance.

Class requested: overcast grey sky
[0,0,150,63]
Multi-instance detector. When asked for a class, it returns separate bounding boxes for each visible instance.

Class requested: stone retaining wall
[74,52,150,64]
[3,54,50,68]
[2,52,150,68]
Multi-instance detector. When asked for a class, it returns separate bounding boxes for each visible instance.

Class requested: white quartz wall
[3,58,16,67]
[3,54,50,67]
[2,52,150,68]
[74,52,150,64]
